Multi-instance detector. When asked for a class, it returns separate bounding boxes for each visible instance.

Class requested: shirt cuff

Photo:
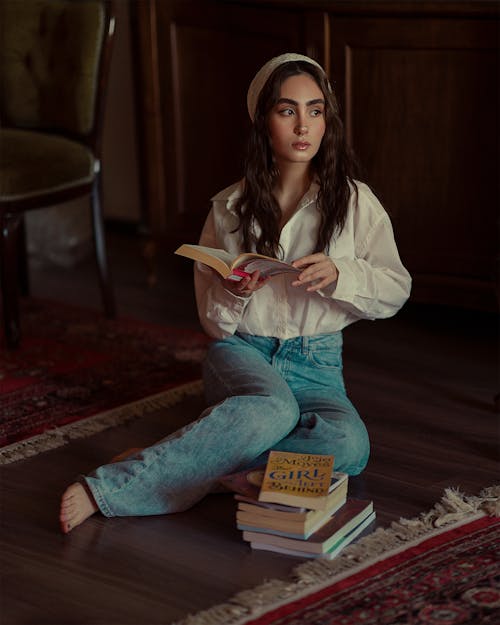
[222,286,253,302]
[325,258,356,303]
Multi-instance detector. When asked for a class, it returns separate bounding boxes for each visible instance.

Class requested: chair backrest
[0,0,115,152]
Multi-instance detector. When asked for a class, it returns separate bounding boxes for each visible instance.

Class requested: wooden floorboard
[1,231,498,624]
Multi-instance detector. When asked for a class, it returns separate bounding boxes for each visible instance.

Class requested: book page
[236,258,300,278]
[175,244,236,278]
[180,244,234,266]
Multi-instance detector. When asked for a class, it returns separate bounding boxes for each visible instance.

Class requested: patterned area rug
[0,299,210,464]
[175,486,500,625]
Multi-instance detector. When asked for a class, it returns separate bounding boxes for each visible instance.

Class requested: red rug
[176,487,500,625]
[0,299,210,463]
[244,515,500,625]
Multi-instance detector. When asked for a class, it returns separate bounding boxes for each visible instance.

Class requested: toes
[60,505,76,521]
[59,482,98,534]
[59,506,76,526]
[59,508,75,533]
[59,484,83,533]
[60,499,76,511]
[59,508,82,534]
[60,484,80,507]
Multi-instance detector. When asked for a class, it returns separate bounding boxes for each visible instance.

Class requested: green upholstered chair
[0,0,116,348]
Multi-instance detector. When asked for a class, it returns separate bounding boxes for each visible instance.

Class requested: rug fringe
[0,380,204,465]
[172,484,500,625]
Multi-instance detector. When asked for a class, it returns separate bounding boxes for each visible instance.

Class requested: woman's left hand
[223,270,269,297]
[291,253,338,292]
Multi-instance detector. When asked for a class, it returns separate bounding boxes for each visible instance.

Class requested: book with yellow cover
[219,465,347,515]
[258,451,335,511]
[236,472,348,519]
[175,244,300,281]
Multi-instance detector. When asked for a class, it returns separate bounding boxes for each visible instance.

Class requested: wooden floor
[1,231,498,624]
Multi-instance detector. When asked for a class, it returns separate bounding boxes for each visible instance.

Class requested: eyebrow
[277,97,325,107]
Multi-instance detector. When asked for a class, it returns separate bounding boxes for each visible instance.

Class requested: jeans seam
[81,477,113,517]
[204,356,239,396]
[101,415,206,498]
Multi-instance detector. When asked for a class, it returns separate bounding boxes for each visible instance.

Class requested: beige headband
[246,52,330,121]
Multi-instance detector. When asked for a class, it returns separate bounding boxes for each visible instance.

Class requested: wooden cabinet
[132,1,498,310]
[328,10,498,309]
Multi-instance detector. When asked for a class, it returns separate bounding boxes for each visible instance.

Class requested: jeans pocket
[303,333,343,369]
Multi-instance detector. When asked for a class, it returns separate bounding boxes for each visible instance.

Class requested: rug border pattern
[0,379,204,465]
[172,485,500,625]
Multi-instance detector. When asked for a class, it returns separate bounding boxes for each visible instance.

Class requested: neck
[273,161,312,197]
[273,162,313,227]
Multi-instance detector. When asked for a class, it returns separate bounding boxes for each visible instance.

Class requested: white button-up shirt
[194,180,411,339]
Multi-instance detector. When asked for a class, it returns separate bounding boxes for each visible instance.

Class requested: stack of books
[220,450,375,559]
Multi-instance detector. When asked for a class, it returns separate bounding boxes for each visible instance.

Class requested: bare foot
[59,483,98,534]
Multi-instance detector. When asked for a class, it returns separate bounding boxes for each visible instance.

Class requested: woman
[60,53,411,533]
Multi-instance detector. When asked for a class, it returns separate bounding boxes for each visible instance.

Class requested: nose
[294,119,308,136]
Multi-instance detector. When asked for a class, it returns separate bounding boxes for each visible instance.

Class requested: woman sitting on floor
[60,52,411,533]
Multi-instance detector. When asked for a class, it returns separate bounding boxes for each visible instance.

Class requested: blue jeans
[83,332,369,517]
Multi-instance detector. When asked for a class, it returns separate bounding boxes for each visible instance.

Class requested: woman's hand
[223,270,269,297]
[291,253,338,292]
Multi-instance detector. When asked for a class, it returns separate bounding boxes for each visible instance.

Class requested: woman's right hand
[223,270,269,297]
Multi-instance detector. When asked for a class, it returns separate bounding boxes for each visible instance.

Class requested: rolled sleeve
[321,214,412,319]
[195,262,252,338]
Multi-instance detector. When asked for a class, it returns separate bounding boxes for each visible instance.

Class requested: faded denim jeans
[83,332,370,517]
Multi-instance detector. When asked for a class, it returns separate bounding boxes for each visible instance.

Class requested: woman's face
[267,73,326,169]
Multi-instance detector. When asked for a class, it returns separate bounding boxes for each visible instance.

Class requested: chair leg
[1,213,22,348]
[18,216,30,297]
[91,171,116,318]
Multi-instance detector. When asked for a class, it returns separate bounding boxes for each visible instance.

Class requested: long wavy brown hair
[234,61,359,258]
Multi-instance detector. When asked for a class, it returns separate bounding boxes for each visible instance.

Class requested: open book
[175,244,300,281]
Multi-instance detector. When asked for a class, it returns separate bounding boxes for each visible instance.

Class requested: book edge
[242,501,374,552]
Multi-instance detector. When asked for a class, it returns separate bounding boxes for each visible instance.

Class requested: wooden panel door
[329,13,498,309]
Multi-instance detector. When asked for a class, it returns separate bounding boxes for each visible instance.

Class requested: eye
[278,108,294,116]
[310,108,324,117]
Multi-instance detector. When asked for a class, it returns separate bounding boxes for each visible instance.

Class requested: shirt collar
[214,179,320,216]
[211,180,244,216]
[299,180,320,210]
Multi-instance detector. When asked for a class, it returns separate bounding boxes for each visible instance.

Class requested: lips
[292,142,311,150]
